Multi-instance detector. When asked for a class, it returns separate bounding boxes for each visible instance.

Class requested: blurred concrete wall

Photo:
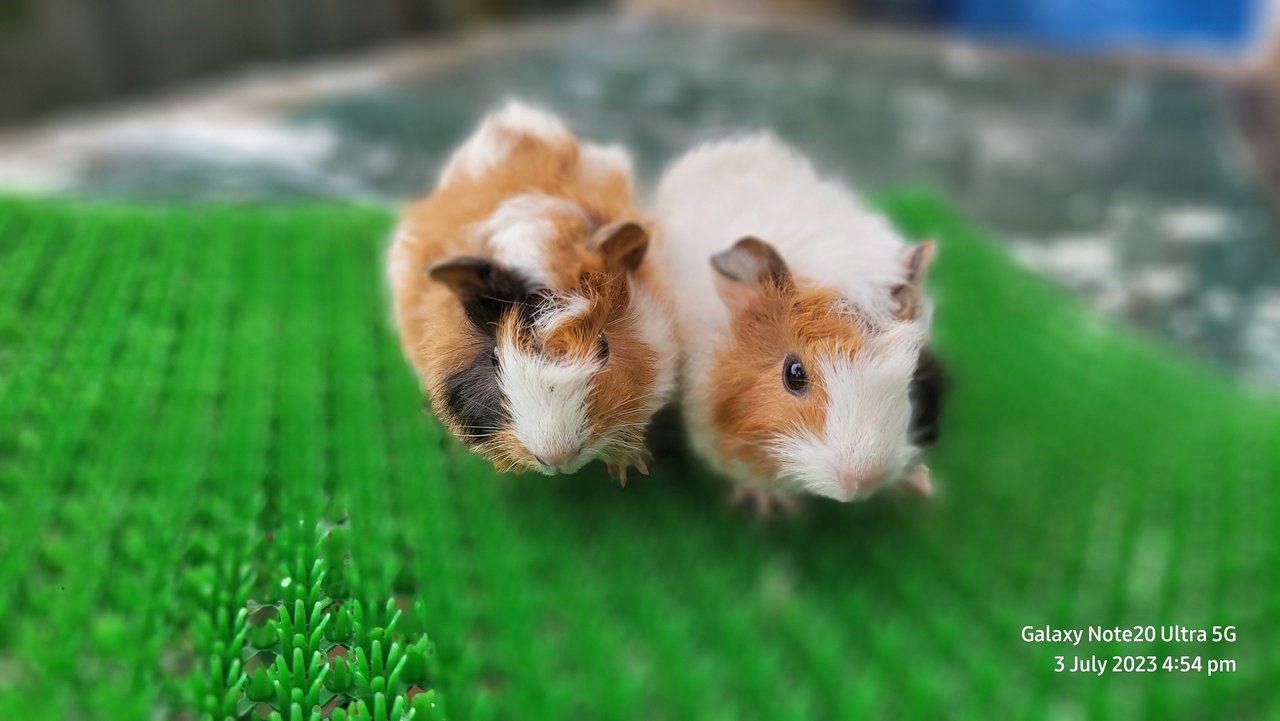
[0,0,595,126]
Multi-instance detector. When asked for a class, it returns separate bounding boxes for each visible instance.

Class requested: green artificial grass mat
[0,192,1275,720]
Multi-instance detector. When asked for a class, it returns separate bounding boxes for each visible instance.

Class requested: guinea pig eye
[782,354,809,395]
[597,333,610,361]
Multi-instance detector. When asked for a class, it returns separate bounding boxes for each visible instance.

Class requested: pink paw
[606,458,650,488]
[728,485,798,519]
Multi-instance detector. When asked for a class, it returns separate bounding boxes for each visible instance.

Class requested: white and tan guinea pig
[389,102,677,482]
[655,134,945,510]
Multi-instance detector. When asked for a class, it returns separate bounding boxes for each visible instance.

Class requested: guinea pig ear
[425,256,494,297]
[589,221,649,273]
[891,241,936,320]
[710,236,791,311]
[427,257,541,336]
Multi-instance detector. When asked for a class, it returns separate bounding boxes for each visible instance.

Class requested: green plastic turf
[0,192,1275,720]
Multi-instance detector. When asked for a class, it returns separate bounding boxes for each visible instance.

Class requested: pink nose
[535,448,580,468]
[839,467,886,495]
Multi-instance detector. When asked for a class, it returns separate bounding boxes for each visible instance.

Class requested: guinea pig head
[427,221,663,475]
[706,236,939,501]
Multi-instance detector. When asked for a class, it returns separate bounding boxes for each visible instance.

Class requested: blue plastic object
[947,0,1262,53]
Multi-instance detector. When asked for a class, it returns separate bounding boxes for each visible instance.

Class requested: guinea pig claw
[905,464,934,498]
[635,459,650,476]
[607,463,628,488]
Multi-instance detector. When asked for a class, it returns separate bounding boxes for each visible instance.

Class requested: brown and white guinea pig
[654,134,945,506]
[388,102,677,482]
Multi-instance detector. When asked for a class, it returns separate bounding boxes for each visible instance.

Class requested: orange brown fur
[572,274,660,458]
[708,279,867,480]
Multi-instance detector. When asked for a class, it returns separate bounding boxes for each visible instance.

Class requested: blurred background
[1,0,1278,385]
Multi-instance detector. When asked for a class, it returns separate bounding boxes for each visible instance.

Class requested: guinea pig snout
[838,466,887,496]
[534,445,583,470]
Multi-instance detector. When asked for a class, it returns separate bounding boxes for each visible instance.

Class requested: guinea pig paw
[607,457,651,488]
[729,486,798,520]
[904,464,934,498]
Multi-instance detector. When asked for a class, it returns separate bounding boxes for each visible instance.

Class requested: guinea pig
[654,134,945,510]
[388,102,677,483]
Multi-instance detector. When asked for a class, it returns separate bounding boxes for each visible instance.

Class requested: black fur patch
[455,263,544,340]
[441,263,544,445]
[442,342,506,446]
[909,348,948,448]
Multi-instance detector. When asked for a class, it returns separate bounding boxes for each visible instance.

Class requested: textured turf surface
[0,192,1275,719]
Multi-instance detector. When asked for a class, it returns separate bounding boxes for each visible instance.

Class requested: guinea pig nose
[838,467,886,495]
[536,447,581,468]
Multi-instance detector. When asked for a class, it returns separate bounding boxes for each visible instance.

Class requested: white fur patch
[439,101,571,186]
[385,220,415,296]
[385,220,419,329]
[535,294,591,335]
[497,337,600,474]
[656,134,907,330]
[579,142,634,188]
[438,124,515,187]
[773,323,926,501]
[477,193,587,286]
[494,101,570,142]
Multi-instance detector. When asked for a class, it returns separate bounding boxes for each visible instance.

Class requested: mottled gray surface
[11,17,1280,382]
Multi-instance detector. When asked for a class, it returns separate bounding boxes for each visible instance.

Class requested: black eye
[782,354,808,395]
[597,333,610,361]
